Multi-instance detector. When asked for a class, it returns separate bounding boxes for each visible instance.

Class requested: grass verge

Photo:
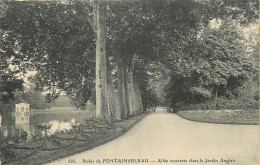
[176,110,259,125]
[1,112,149,165]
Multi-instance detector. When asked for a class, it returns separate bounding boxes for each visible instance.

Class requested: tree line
[0,0,258,120]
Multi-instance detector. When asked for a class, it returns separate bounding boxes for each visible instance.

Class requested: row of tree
[0,0,258,120]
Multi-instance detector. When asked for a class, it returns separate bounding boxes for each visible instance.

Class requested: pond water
[0,109,96,141]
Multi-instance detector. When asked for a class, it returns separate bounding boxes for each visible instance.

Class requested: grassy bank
[176,110,259,125]
[1,112,149,165]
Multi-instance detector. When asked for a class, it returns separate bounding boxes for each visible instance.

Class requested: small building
[15,103,30,113]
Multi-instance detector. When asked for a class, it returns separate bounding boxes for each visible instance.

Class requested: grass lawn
[176,110,259,125]
[1,112,149,165]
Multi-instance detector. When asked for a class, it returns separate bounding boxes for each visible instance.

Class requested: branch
[86,14,94,31]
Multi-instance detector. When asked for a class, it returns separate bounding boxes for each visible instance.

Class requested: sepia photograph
[0,0,259,164]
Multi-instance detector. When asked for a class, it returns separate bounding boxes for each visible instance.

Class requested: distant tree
[47,95,74,108]
[14,90,50,110]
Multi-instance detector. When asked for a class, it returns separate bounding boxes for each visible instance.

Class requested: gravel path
[46,107,260,165]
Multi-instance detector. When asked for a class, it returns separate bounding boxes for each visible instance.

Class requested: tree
[0,0,24,115]
[1,1,96,109]
[93,0,117,121]
[1,0,258,118]
[149,0,258,108]
[1,1,120,121]
[106,1,162,117]
[14,78,51,110]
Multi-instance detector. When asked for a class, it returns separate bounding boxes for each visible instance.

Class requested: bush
[175,98,258,111]
[190,87,212,100]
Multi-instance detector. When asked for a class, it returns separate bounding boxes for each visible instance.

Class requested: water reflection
[0,109,95,141]
[15,114,33,138]
[44,119,72,135]
[0,113,17,139]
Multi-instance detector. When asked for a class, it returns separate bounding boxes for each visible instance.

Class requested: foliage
[0,25,24,113]
[190,87,212,99]
[235,79,259,101]
[0,0,258,112]
[105,1,161,110]
[206,0,259,25]
[36,123,52,138]
[14,90,50,110]
[0,0,8,18]
[148,0,259,109]
[47,95,74,108]
[1,1,95,109]
[0,113,147,164]
[175,97,258,111]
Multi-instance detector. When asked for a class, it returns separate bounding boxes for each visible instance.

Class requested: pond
[0,109,96,141]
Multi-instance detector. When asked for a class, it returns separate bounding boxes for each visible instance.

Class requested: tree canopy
[0,0,258,116]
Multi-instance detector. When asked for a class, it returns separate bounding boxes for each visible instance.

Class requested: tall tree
[93,0,117,121]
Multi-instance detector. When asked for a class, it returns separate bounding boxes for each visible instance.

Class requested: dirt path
[46,107,260,165]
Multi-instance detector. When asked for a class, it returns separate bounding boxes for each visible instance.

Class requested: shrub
[190,87,212,100]
[175,98,258,111]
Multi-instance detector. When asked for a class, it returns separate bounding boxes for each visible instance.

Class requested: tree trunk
[126,54,143,115]
[215,87,218,100]
[107,57,118,121]
[117,59,128,119]
[127,64,135,115]
[126,72,143,115]
[135,81,143,114]
[93,0,111,121]
[124,68,130,117]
